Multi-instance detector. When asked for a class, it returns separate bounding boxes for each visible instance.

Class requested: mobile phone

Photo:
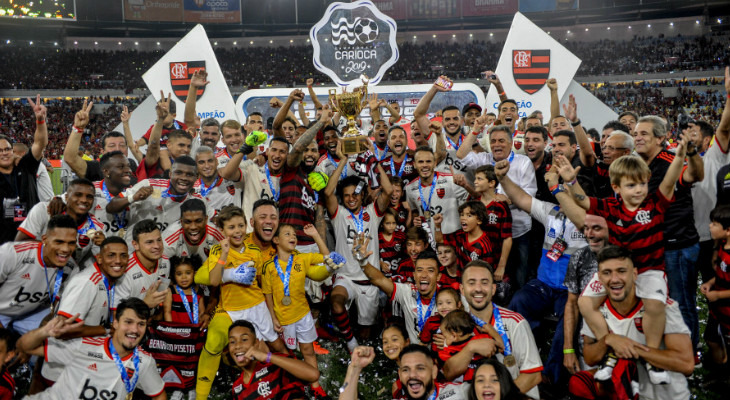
[435,76,453,90]
[157,277,171,292]
[354,180,366,195]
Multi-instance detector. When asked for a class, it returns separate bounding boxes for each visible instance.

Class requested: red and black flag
[169,61,206,102]
[512,50,550,94]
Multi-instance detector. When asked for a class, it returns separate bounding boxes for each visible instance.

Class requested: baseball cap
[462,102,482,115]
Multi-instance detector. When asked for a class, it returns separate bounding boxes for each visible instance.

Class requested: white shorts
[283,312,318,350]
[333,274,380,326]
[580,270,668,303]
[227,302,279,342]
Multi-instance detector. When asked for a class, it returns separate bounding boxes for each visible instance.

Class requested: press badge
[4,198,26,221]
[546,237,567,261]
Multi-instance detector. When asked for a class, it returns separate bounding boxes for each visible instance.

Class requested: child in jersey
[0,328,15,400]
[701,205,730,368]
[436,243,461,289]
[473,165,513,282]
[552,146,687,384]
[228,320,319,400]
[164,255,205,324]
[420,287,462,354]
[392,227,429,283]
[438,309,493,382]
[261,223,344,398]
[433,201,496,269]
[388,176,412,233]
[379,208,407,279]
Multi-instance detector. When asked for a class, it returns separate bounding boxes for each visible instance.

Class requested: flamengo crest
[169,61,206,102]
[310,0,398,86]
[512,50,550,94]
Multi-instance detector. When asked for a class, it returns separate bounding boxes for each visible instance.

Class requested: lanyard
[446,134,462,150]
[162,183,187,199]
[426,388,437,400]
[327,153,348,180]
[374,144,389,161]
[491,151,515,166]
[176,285,199,324]
[102,181,127,229]
[416,289,436,331]
[41,246,63,303]
[101,274,115,323]
[348,207,364,234]
[492,306,513,357]
[418,174,437,214]
[108,339,140,395]
[389,155,408,178]
[273,255,294,297]
[77,215,96,236]
[264,163,279,201]
[197,176,219,198]
[172,120,181,130]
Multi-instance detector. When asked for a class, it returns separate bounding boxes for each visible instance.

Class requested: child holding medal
[261,223,345,398]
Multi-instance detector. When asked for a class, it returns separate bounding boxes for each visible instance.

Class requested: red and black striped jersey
[714,242,730,290]
[483,201,512,263]
[437,333,492,382]
[231,354,306,400]
[589,190,671,273]
[420,314,443,354]
[391,204,409,233]
[0,369,14,400]
[379,231,406,278]
[393,258,415,283]
[437,269,461,290]
[443,230,495,269]
[169,289,201,324]
[278,165,319,246]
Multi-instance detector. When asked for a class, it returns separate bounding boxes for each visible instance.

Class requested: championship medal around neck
[281,295,292,306]
[503,355,516,367]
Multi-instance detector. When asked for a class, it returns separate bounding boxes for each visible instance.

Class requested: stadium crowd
[0,57,730,400]
[0,33,728,89]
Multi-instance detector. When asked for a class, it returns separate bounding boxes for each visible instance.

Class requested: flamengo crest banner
[486,12,580,119]
[143,24,235,122]
[310,0,399,86]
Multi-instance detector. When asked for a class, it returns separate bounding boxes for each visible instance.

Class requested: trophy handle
[328,89,341,115]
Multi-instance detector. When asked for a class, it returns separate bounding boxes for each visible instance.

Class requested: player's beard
[301,162,316,174]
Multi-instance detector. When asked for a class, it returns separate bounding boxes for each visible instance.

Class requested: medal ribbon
[418,174,437,216]
[102,180,127,229]
[416,289,436,332]
[348,207,364,234]
[327,153,348,180]
[176,285,199,324]
[101,274,115,323]
[161,183,187,199]
[490,151,515,166]
[446,134,463,150]
[108,339,140,395]
[389,155,408,178]
[77,215,96,236]
[374,144,389,161]
[41,246,63,303]
[197,177,219,198]
[264,163,280,201]
[492,306,513,357]
[273,255,294,297]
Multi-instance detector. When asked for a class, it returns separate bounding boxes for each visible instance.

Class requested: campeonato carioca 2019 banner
[123,0,240,23]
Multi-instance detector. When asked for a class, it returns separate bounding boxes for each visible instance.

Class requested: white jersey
[215,148,236,170]
[391,282,438,344]
[91,180,130,237]
[405,172,468,235]
[113,253,171,308]
[163,222,224,259]
[193,176,243,215]
[315,153,358,179]
[0,242,67,318]
[30,337,164,400]
[428,132,475,182]
[241,160,277,229]
[36,163,54,202]
[694,140,730,241]
[581,298,691,400]
[475,305,542,399]
[432,382,469,400]
[123,179,213,242]
[56,263,113,327]
[331,203,383,281]
[371,142,391,161]
[19,200,102,268]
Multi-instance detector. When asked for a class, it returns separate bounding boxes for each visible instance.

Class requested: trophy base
[341,136,367,155]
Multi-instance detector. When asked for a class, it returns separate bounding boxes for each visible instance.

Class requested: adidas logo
[140,287,146,293]
[21,273,31,280]
[95,205,102,210]
[87,363,97,371]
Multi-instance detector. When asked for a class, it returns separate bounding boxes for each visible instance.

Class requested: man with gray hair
[197,117,222,151]
[634,115,704,353]
[578,128,634,199]
[193,145,242,214]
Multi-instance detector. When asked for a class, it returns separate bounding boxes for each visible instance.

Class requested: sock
[332,310,354,341]
[195,347,222,399]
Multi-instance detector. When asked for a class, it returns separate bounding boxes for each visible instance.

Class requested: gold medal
[423,211,432,219]
[151,189,162,199]
[118,228,126,238]
[282,296,292,306]
[126,393,133,400]
[503,355,516,367]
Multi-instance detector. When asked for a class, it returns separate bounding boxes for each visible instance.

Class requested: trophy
[329,77,369,155]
